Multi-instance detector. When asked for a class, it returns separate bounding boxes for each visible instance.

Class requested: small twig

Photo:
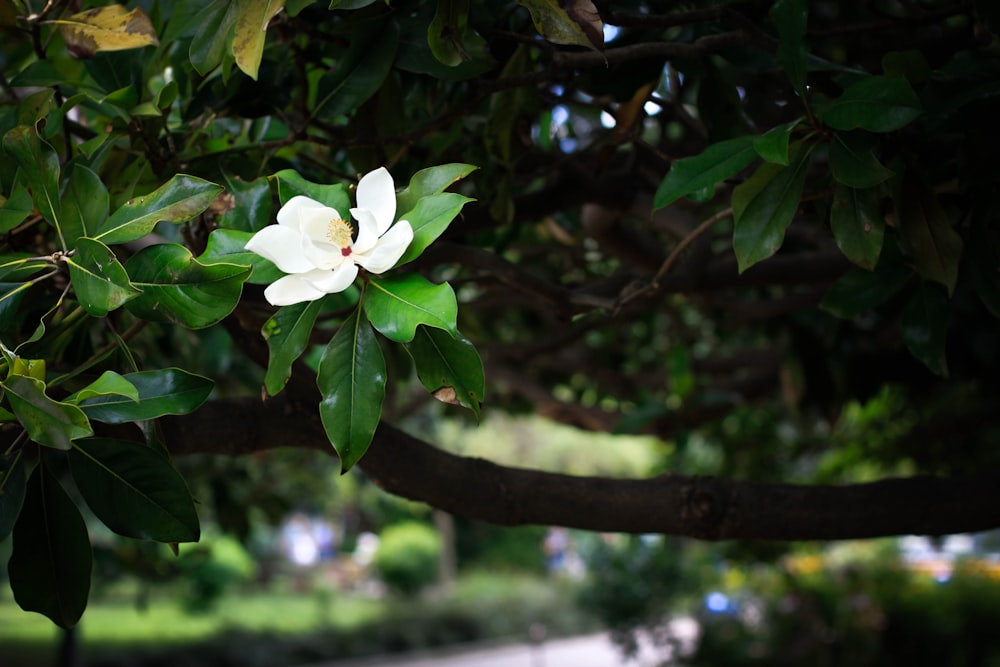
[616,207,732,310]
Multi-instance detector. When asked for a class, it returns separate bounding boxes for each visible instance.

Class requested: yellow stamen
[327,218,353,254]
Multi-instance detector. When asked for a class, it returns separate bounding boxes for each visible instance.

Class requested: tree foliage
[1,0,1000,628]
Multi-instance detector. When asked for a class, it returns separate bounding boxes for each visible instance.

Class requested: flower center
[327,218,353,256]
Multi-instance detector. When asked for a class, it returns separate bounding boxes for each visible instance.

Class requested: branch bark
[157,396,1000,541]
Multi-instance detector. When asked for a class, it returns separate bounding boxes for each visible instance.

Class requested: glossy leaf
[829,133,894,188]
[54,5,159,58]
[314,20,399,121]
[395,163,478,215]
[0,452,27,541]
[262,299,324,396]
[69,437,200,542]
[2,375,93,450]
[406,326,484,418]
[397,192,474,266]
[831,184,885,270]
[66,237,142,316]
[217,173,271,232]
[317,309,386,472]
[732,144,812,272]
[2,126,62,234]
[65,371,140,404]
[9,462,92,629]
[902,282,949,376]
[653,136,757,210]
[896,177,963,295]
[819,76,922,132]
[199,228,281,285]
[124,243,250,329]
[79,368,214,424]
[95,175,223,245]
[272,169,351,211]
[363,274,458,343]
[60,164,108,244]
[189,0,240,75]
[232,0,286,80]
[753,119,801,166]
[770,0,808,96]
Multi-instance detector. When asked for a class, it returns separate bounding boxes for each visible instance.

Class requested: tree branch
[156,396,1000,541]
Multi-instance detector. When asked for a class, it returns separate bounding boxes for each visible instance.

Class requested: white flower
[245,167,414,306]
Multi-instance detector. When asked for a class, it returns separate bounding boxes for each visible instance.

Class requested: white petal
[355,167,396,236]
[277,196,337,233]
[354,221,413,274]
[263,274,328,306]
[351,208,380,254]
[302,240,345,271]
[245,225,316,274]
[307,262,358,294]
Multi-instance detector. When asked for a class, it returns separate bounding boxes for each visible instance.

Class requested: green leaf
[0,452,27,542]
[770,0,809,97]
[9,461,93,629]
[0,178,33,234]
[218,173,271,232]
[2,375,93,450]
[271,169,351,211]
[363,274,458,343]
[61,165,109,245]
[124,243,250,329]
[821,261,909,319]
[79,368,214,424]
[397,192,474,266]
[232,0,286,80]
[406,326,484,418]
[896,177,963,295]
[732,143,812,272]
[2,126,62,236]
[313,19,399,121]
[189,0,240,75]
[262,299,324,396]
[66,237,142,316]
[317,309,386,473]
[395,163,477,215]
[653,136,757,210]
[64,370,140,404]
[428,0,471,67]
[829,132,894,188]
[516,0,603,50]
[752,119,802,166]
[95,175,224,245]
[902,282,949,376]
[69,438,200,542]
[831,184,885,270]
[199,228,280,285]
[819,76,922,132]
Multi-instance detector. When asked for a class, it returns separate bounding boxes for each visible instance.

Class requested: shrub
[374,521,441,596]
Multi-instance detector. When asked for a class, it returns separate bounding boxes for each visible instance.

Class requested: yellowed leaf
[516,0,603,51]
[54,5,159,58]
[432,386,461,406]
[232,0,286,81]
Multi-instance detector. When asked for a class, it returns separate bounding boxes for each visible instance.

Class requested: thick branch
[158,396,1000,541]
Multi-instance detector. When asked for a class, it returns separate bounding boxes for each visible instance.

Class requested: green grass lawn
[0,589,382,666]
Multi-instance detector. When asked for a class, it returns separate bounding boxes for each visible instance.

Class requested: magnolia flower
[246,167,413,306]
